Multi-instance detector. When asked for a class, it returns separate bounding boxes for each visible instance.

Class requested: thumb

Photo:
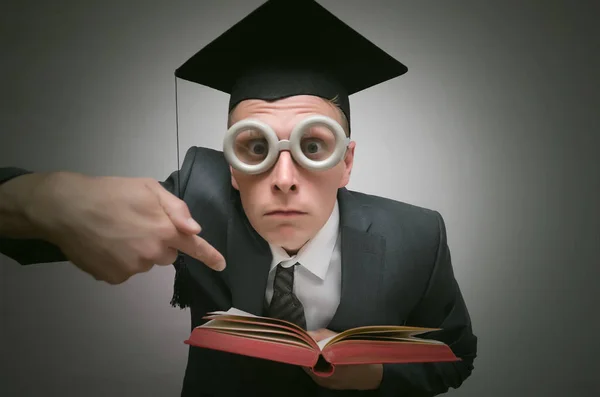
[151,181,201,235]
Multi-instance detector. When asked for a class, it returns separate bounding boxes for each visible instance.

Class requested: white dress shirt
[265,200,342,331]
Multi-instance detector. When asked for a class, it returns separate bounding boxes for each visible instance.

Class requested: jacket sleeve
[0,159,187,266]
[0,167,70,265]
[377,211,478,397]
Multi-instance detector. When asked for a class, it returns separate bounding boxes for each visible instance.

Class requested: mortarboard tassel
[170,76,192,310]
[170,253,191,309]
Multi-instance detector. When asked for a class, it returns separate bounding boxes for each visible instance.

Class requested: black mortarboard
[174,0,407,132]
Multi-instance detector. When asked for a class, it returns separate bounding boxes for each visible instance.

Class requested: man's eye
[248,140,267,155]
[302,140,323,153]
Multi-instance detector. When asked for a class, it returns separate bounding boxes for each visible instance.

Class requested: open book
[184,308,459,377]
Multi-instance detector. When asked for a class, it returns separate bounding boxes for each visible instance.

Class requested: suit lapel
[221,192,273,315]
[327,188,387,332]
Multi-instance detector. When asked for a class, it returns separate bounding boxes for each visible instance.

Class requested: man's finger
[151,181,201,235]
[170,233,226,271]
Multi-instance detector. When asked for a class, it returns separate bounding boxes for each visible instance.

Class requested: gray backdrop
[1,0,599,396]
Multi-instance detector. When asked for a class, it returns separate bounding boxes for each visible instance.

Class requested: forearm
[377,316,477,396]
[0,170,69,265]
[379,354,476,396]
[0,172,52,239]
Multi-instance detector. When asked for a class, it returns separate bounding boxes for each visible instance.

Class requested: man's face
[228,95,356,254]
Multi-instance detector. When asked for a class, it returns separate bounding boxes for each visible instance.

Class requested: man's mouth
[265,210,307,216]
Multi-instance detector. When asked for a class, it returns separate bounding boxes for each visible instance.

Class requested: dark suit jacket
[0,147,477,396]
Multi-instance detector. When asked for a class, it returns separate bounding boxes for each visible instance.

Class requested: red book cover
[184,308,459,377]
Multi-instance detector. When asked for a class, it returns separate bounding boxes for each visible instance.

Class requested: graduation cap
[174,0,408,133]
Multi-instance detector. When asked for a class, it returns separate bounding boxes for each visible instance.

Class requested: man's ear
[338,141,355,188]
[230,165,240,190]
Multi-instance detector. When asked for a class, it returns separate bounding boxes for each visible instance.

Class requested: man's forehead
[231,95,340,119]
[228,96,345,140]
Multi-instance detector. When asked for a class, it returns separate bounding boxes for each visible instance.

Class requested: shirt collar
[268,200,340,280]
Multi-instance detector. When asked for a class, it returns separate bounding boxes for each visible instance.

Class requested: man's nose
[271,151,298,193]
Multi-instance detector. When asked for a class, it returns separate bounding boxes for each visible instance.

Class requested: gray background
[1,0,599,396]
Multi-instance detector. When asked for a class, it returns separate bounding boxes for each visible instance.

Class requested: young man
[0,1,477,396]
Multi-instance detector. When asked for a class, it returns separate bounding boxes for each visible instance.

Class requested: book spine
[310,354,335,377]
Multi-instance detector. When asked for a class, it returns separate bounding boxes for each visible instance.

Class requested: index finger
[169,232,226,271]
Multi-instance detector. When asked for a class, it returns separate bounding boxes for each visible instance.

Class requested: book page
[200,307,318,349]
[203,319,313,347]
[322,325,442,348]
[204,308,308,335]
[207,307,258,317]
[341,334,445,345]
[214,329,313,349]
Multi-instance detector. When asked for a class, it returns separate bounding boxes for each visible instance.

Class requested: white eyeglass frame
[223,114,350,175]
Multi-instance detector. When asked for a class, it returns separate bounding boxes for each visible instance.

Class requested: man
[0,0,477,396]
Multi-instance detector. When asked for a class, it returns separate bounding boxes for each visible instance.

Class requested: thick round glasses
[223,115,350,174]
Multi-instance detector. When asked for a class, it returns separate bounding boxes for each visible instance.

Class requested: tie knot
[278,261,298,270]
[273,262,297,294]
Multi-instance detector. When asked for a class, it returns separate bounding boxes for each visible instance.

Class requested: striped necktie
[266,262,307,329]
